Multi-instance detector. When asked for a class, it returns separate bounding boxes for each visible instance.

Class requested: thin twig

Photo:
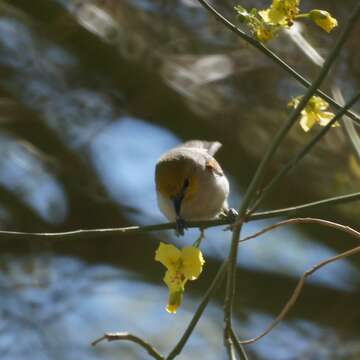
[196,0,360,125]
[250,191,360,220]
[240,217,360,244]
[250,91,360,213]
[229,327,249,360]
[166,261,228,360]
[91,332,165,360]
[235,216,360,344]
[239,245,360,344]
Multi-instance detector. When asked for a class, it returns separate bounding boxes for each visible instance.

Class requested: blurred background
[0,0,360,359]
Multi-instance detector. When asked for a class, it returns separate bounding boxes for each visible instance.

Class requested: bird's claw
[225,208,238,223]
[219,208,238,222]
[175,216,188,237]
[221,208,239,231]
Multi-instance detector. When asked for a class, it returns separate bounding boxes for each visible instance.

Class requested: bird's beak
[172,178,189,218]
[172,196,182,217]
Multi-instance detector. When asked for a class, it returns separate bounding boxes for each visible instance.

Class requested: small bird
[155,140,230,235]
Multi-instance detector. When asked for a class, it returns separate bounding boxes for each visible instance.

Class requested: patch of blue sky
[241,312,335,360]
[90,116,179,224]
[0,134,68,224]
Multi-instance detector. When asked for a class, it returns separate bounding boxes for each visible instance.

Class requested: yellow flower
[155,243,205,313]
[235,1,338,42]
[288,95,338,132]
[309,9,338,33]
[235,5,278,42]
[259,0,300,26]
[235,1,301,42]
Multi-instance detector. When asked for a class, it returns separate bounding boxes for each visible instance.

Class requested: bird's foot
[219,208,238,223]
[220,208,239,231]
[225,208,238,223]
[175,216,188,237]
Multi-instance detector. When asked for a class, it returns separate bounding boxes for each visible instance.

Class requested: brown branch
[91,332,165,360]
[236,217,360,344]
[240,217,360,244]
[239,245,360,344]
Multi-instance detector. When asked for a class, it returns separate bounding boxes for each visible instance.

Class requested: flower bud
[309,9,338,33]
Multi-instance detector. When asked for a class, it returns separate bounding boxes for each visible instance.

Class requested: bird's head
[155,154,198,215]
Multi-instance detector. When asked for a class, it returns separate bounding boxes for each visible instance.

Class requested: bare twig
[91,332,165,360]
[235,217,360,344]
[196,0,360,125]
[229,327,249,360]
[240,217,360,244]
[239,245,360,344]
[250,191,360,221]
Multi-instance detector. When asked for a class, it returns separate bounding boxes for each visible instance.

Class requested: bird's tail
[180,140,222,156]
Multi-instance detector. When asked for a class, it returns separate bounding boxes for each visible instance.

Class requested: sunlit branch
[225,339,237,360]
[91,332,165,360]
[196,0,360,125]
[333,87,360,160]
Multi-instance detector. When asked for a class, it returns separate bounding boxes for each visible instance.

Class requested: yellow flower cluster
[235,0,338,42]
[288,95,338,132]
[155,242,205,313]
[259,0,299,27]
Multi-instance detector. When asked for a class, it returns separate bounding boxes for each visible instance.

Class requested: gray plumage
[177,140,222,157]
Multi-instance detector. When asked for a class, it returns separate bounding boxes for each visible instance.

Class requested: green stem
[166,261,228,360]
[224,222,242,334]
[294,13,310,20]
[196,0,360,125]
[229,327,249,360]
[250,91,360,213]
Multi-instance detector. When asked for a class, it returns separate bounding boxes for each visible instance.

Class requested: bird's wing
[180,140,222,156]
